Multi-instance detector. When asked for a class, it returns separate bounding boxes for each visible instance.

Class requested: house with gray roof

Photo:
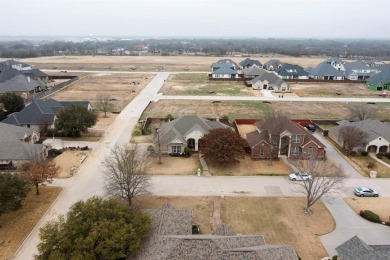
[263,59,282,71]
[242,67,267,79]
[215,59,238,69]
[2,98,92,133]
[344,60,376,81]
[276,63,309,80]
[0,122,44,169]
[366,67,390,91]
[156,115,231,153]
[306,60,345,80]
[250,71,291,92]
[336,235,390,260]
[328,119,390,154]
[325,57,346,71]
[239,58,262,70]
[135,204,298,260]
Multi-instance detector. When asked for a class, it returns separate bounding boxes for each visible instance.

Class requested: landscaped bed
[0,187,62,260]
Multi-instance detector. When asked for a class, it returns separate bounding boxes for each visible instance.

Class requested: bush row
[360,210,380,223]
[377,153,390,160]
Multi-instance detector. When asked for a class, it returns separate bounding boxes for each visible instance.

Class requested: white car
[288,172,311,181]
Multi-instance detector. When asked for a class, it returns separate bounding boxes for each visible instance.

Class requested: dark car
[305,124,316,132]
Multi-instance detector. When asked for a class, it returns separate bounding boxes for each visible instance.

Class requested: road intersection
[13,71,390,259]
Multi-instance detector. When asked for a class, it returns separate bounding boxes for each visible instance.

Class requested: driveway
[320,197,390,256]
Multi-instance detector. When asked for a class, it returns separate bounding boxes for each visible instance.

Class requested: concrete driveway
[320,197,390,256]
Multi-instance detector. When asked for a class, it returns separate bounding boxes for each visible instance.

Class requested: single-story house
[306,61,345,80]
[336,235,390,260]
[366,67,390,91]
[328,119,390,154]
[263,59,282,71]
[156,115,232,154]
[276,63,309,80]
[250,71,291,92]
[0,122,45,168]
[246,117,325,160]
[242,67,267,79]
[325,57,346,71]
[211,67,239,79]
[135,204,299,259]
[239,58,262,69]
[2,98,92,132]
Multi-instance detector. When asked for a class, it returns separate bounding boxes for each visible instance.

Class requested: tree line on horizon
[0,38,389,59]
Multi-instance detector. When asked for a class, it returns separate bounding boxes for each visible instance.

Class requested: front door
[187,138,195,150]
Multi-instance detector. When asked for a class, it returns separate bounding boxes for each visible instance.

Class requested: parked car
[305,124,316,132]
[289,172,311,181]
[354,187,379,197]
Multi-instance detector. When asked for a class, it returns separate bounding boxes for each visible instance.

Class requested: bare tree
[349,103,377,121]
[263,108,287,166]
[155,129,163,164]
[38,117,51,136]
[97,94,113,117]
[338,125,368,155]
[103,144,151,206]
[292,160,346,214]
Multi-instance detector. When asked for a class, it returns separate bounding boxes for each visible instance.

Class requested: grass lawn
[208,155,292,176]
[221,197,334,260]
[0,186,62,260]
[161,73,252,96]
[345,197,390,221]
[349,155,390,178]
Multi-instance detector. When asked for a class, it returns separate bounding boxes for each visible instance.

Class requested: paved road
[43,69,208,74]
[13,73,170,260]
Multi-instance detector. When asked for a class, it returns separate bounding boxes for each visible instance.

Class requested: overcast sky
[1,0,389,39]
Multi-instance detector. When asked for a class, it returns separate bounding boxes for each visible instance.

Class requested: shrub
[362,210,380,223]
[377,154,383,159]
[166,114,175,121]
[132,124,142,136]
[367,162,376,169]
[183,146,191,156]
[384,153,390,159]
[361,151,368,156]
[332,256,338,260]
[349,151,357,157]
[192,224,200,234]
[147,145,154,152]
[48,148,62,157]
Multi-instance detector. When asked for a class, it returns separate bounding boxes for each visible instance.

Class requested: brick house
[246,117,325,160]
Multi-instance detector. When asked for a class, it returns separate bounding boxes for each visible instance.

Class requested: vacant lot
[208,155,291,176]
[20,55,328,71]
[48,73,152,111]
[292,82,381,98]
[0,187,62,260]
[142,100,390,121]
[345,197,390,221]
[134,196,334,260]
[161,73,253,96]
[53,150,90,178]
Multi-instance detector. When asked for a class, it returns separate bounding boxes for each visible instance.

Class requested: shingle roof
[23,69,47,78]
[242,67,267,77]
[277,63,309,77]
[307,61,345,77]
[239,58,262,67]
[329,119,390,143]
[336,236,390,260]
[216,59,238,68]
[264,59,282,69]
[250,71,287,86]
[158,115,231,145]
[367,67,390,85]
[136,204,298,260]
[212,67,238,75]
[0,123,42,160]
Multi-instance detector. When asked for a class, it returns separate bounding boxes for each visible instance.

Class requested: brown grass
[53,150,90,178]
[348,156,390,178]
[221,197,335,260]
[148,155,201,175]
[0,186,62,260]
[344,197,390,221]
[208,155,292,176]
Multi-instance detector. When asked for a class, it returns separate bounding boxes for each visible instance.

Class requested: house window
[291,146,299,156]
[172,146,182,154]
[307,147,313,157]
[259,148,264,156]
[292,135,301,143]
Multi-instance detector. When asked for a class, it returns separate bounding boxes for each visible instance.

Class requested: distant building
[276,63,309,80]
[239,58,262,70]
[366,67,390,91]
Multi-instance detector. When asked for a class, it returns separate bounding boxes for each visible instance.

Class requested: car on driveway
[354,187,379,197]
[289,172,312,181]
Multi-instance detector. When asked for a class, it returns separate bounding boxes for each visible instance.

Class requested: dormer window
[292,135,301,143]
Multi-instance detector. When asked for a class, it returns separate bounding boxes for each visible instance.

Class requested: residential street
[13,71,390,259]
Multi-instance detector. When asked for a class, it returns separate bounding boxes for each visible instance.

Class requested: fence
[25,76,79,104]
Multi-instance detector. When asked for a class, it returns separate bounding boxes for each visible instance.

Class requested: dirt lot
[142,99,390,121]
[0,187,62,260]
[20,55,328,71]
[344,197,390,221]
[292,82,381,98]
[161,73,253,96]
[133,195,334,260]
[53,150,90,178]
[48,73,152,111]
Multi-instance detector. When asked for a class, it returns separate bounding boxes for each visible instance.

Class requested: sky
[0,0,389,39]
